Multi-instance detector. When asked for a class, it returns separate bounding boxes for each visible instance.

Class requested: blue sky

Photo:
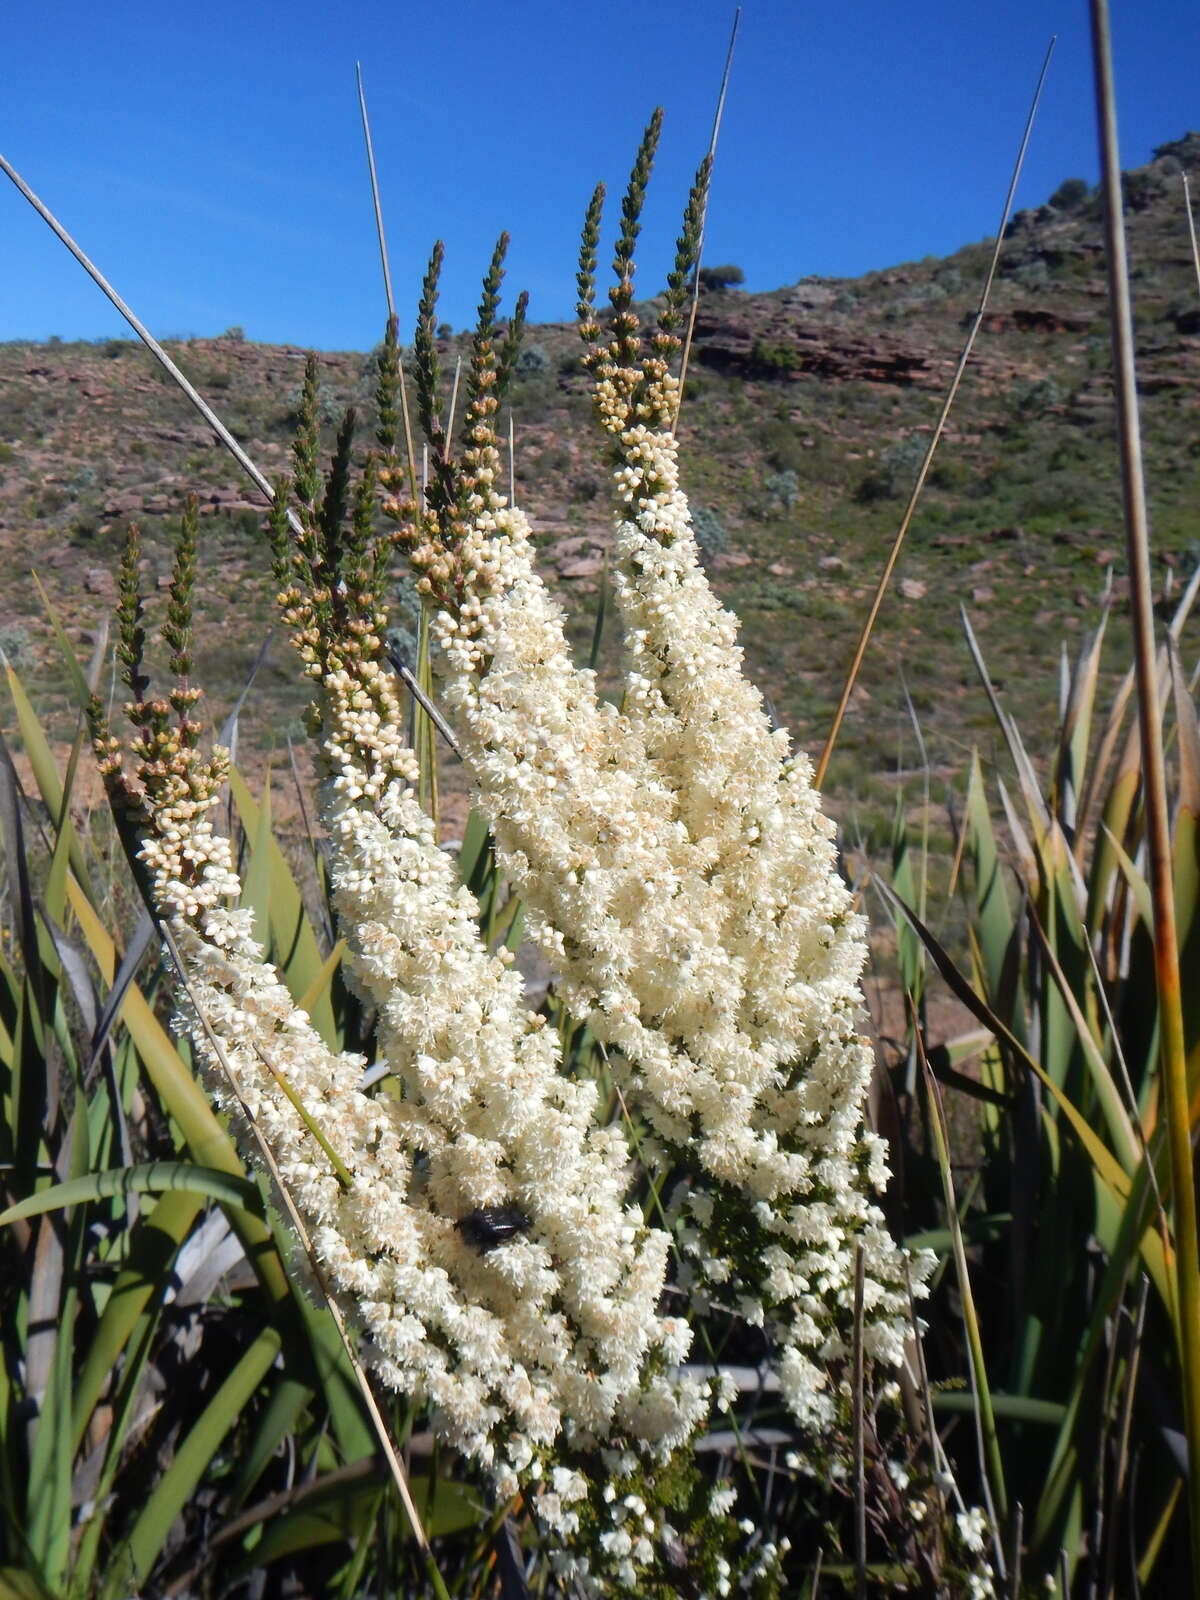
[3,1,1198,350]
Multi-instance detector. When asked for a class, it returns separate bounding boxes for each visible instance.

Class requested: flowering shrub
[87,111,996,1596]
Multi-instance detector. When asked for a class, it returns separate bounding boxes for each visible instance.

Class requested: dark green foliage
[162,495,199,681]
[414,241,447,451]
[750,337,804,375]
[660,155,712,336]
[291,354,323,509]
[576,183,605,339]
[855,435,926,503]
[764,468,800,509]
[1048,177,1091,211]
[691,504,727,554]
[1006,376,1065,415]
[513,343,551,379]
[116,522,148,702]
[698,263,745,292]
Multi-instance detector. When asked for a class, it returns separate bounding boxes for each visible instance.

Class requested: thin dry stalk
[672,7,741,432]
[919,1038,1008,1572]
[444,354,464,448]
[814,36,1055,789]
[355,63,419,500]
[0,153,275,505]
[1104,1277,1149,1600]
[356,62,396,322]
[851,1241,867,1600]
[1089,3,1200,1589]
[1007,1502,1023,1600]
[158,924,449,1598]
[1184,172,1200,301]
[2,151,449,750]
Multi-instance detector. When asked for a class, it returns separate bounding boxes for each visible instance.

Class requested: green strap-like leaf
[65,875,290,1307]
[228,768,337,1046]
[0,1162,263,1227]
[0,1571,57,1600]
[100,1327,284,1598]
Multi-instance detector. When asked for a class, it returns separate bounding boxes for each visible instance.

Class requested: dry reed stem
[672,6,741,434]
[2,151,452,753]
[355,63,420,500]
[814,37,1055,789]
[1184,171,1200,301]
[356,62,396,323]
[158,924,451,1598]
[1089,2,1200,1588]
[851,1240,866,1600]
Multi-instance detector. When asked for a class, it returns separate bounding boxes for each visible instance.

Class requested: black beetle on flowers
[456,1205,532,1251]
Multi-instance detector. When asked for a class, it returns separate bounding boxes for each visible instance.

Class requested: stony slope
[2,134,1198,843]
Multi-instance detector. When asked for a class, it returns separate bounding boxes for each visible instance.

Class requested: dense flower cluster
[419,326,927,1433]
[96,537,708,1548]
[92,139,976,1594]
[129,717,700,1483]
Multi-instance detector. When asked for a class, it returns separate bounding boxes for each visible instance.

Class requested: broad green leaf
[1170,650,1200,1092]
[101,1326,283,1598]
[240,760,274,953]
[65,875,290,1307]
[964,752,1012,1002]
[0,1162,263,1227]
[907,1212,1012,1252]
[881,877,1173,1314]
[1087,719,1142,933]
[930,1390,1066,1426]
[458,809,493,894]
[228,1470,476,1574]
[25,1104,90,1590]
[1054,611,1107,834]
[224,1376,314,1514]
[0,1572,56,1600]
[1025,898,1139,1175]
[228,768,336,1046]
[297,938,346,1019]
[69,1198,214,1494]
[2,664,90,898]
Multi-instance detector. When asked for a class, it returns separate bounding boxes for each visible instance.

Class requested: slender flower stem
[1,149,453,752]
[159,925,453,1600]
[851,1242,866,1600]
[1184,172,1200,301]
[356,62,396,324]
[922,1056,1009,1540]
[0,152,277,505]
[355,63,419,501]
[1088,2,1200,1588]
[673,7,741,432]
[815,36,1054,788]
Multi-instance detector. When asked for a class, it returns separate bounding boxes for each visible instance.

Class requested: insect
[455,1205,532,1252]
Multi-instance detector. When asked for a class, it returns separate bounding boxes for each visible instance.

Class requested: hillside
[2,133,1199,843]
